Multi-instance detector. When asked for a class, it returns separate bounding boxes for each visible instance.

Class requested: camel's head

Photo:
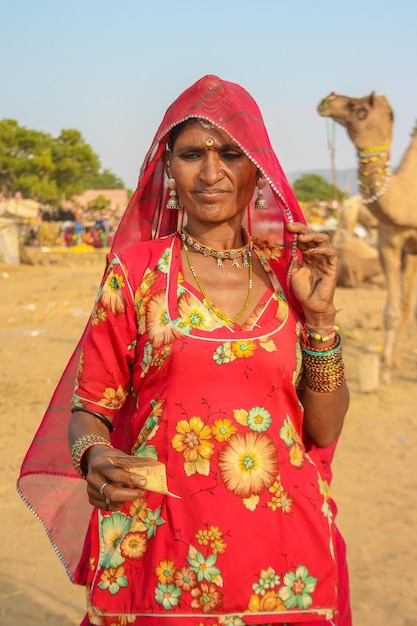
[317,92,394,146]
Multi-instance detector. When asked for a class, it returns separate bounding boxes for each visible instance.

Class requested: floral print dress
[72,234,340,626]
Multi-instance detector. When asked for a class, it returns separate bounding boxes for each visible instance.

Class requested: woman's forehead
[173,120,236,147]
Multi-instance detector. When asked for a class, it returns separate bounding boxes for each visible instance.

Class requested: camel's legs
[378,235,403,384]
[393,252,417,367]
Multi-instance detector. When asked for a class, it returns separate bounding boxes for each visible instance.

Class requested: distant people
[63,228,74,247]
[74,220,83,244]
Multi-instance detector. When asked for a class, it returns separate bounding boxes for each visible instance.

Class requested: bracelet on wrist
[302,323,340,344]
[301,334,345,392]
[71,433,113,478]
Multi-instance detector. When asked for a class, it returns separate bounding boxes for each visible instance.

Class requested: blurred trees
[83,168,125,190]
[292,173,343,202]
[0,119,125,205]
[87,194,111,212]
[51,128,100,199]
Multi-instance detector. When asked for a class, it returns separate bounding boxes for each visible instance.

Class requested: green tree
[0,119,57,200]
[87,194,111,211]
[292,173,341,202]
[82,167,125,190]
[51,129,100,200]
[0,120,103,204]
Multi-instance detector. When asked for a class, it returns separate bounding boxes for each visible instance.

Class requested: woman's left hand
[287,222,337,322]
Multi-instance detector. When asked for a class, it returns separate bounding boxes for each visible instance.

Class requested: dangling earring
[166,161,181,209]
[167,177,181,209]
[255,176,268,209]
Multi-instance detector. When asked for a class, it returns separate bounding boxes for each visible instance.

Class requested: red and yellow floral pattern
[73,235,339,625]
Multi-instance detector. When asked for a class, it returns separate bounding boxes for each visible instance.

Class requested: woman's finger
[87,477,146,511]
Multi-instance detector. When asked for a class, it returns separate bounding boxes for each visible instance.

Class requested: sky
[2,0,417,191]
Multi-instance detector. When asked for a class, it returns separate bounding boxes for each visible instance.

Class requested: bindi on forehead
[172,123,240,154]
[175,122,228,144]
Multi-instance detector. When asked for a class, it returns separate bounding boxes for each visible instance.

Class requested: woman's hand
[84,445,147,511]
[287,222,337,324]
[69,410,147,511]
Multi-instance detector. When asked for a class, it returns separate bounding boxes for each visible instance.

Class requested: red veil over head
[17,75,306,581]
[111,74,305,259]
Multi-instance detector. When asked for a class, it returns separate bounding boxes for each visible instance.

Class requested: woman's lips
[194,189,228,199]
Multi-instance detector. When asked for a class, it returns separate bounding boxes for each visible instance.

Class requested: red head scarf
[111,74,305,263]
[17,75,306,582]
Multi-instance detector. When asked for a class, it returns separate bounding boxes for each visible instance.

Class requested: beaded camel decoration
[317,92,417,383]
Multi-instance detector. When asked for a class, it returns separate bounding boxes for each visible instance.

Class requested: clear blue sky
[3,0,417,190]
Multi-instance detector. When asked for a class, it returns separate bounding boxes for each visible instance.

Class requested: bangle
[71,406,114,433]
[301,334,345,392]
[303,323,340,343]
[302,334,341,356]
[71,433,113,478]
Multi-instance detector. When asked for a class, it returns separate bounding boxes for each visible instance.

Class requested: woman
[18,75,350,625]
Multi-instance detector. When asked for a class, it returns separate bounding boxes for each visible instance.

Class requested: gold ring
[99,481,109,497]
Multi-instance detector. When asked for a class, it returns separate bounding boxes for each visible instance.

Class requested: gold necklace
[182,239,253,323]
[180,229,251,269]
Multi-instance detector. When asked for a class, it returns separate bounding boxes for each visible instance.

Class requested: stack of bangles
[301,325,345,393]
[70,408,114,477]
[71,433,114,477]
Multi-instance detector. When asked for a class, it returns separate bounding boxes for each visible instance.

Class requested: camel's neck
[395,131,417,176]
[356,144,392,205]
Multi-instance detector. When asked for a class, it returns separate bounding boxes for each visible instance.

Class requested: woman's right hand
[84,445,147,511]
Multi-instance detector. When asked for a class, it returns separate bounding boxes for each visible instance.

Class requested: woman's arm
[299,379,349,447]
[287,222,350,447]
[68,253,146,509]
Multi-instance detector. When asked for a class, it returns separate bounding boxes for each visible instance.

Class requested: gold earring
[255,176,268,209]
[166,161,181,210]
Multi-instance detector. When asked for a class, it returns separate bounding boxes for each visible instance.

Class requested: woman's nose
[199,153,223,184]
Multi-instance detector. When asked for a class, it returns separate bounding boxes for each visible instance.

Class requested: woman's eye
[222,152,243,160]
[180,152,201,160]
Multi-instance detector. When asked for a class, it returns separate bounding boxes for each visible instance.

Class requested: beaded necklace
[357,144,392,204]
[181,238,253,323]
[179,229,251,269]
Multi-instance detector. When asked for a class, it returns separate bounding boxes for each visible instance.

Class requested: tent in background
[0,198,40,264]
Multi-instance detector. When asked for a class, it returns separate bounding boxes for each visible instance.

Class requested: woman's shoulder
[110,233,177,266]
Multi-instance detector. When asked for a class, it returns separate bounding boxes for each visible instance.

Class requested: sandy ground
[1,248,417,626]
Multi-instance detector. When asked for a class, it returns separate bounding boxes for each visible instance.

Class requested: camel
[335,237,382,288]
[317,92,417,383]
[332,194,382,289]
[332,194,378,245]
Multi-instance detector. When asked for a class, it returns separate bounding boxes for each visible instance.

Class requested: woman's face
[166,121,257,227]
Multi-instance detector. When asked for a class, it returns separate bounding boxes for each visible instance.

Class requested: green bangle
[301,334,341,356]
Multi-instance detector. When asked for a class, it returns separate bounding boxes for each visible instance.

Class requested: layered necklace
[180,230,253,324]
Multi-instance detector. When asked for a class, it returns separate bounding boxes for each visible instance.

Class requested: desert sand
[1,248,416,626]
